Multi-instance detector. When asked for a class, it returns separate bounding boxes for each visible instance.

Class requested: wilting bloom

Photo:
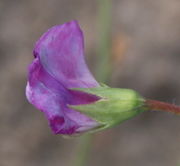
[26,21,102,135]
[26,20,147,135]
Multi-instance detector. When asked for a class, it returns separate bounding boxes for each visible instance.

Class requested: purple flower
[26,20,101,135]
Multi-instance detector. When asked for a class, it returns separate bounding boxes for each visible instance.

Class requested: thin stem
[96,0,112,83]
[145,99,180,115]
[74,1,112,166]
[74,134,93,166]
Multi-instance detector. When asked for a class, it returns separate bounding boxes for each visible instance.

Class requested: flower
[26,20,101,135]
[26,20,147,136]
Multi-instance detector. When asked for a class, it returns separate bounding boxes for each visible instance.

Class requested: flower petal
[33,20,99,89]
[26,58,99,134]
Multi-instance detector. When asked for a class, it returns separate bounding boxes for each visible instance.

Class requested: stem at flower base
[145,99,180,115]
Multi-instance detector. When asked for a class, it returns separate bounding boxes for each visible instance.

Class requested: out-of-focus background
[0,0,180,166]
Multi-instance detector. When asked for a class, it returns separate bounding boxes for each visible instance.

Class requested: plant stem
[74,134,93,166]
[96,0,112,83]
[145,99,180,115]
[74,1,112,166]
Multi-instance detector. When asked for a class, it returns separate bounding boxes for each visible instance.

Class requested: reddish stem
[145,99,180,115]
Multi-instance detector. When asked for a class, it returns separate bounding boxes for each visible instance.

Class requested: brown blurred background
[0,0,180,166]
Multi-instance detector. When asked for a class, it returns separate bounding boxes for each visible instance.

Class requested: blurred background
[0,0,180,166]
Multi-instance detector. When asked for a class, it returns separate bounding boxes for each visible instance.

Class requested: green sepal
[69,86,147,132]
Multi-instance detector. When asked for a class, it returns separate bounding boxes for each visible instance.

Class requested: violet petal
[26,21,100,135]
[33,20,99,89]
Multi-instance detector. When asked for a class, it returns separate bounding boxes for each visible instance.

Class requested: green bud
[69,86,146,133]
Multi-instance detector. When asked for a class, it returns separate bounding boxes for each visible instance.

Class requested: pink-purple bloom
[26,21,101,135]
